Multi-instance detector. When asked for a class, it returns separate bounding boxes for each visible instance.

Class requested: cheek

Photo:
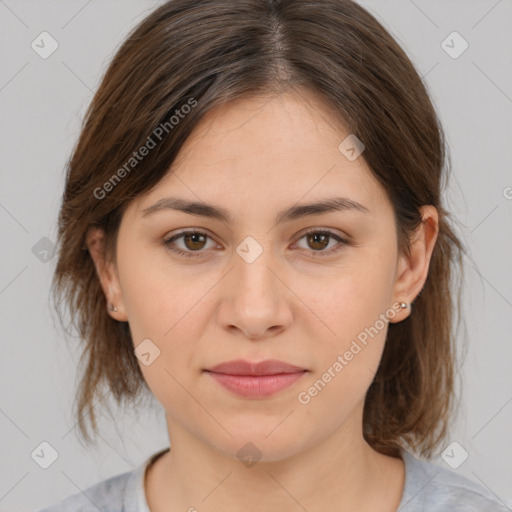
[294,253,394,397]
[298,262,393,344]
[116,252,211,410]
[117,242,210,341]
[296,318,388,424]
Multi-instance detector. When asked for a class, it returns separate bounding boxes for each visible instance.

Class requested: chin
[209,425,309,464]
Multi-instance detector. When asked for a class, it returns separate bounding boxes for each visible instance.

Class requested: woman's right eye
[162,230,216,258]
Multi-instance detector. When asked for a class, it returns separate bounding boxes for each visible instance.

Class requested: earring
[108,303,117,312]
[399,301,408,309]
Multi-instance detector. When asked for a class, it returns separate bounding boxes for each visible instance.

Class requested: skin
[87,87,439,511]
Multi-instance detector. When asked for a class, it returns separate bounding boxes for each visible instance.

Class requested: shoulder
[35,467,135,512]
[400,450,510,512]
[36,448,168,512]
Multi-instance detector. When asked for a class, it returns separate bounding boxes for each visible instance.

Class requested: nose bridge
[233,235,279,306]
[218,235,292,338]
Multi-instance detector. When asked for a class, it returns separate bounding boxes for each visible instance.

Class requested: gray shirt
[37,448,509,511]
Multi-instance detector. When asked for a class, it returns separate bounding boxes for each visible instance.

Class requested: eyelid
[164,226,348,243]
[296,226,349,240]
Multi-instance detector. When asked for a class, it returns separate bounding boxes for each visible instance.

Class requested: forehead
[176,89,350,163]
[130,90,390,221]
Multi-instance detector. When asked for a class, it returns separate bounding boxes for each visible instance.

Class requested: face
[89,88,429,463]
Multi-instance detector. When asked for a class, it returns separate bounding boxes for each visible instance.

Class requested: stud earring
[399,301,408,309]
[108,303,117,312]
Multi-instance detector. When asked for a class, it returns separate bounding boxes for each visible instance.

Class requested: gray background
[1,0,511,510]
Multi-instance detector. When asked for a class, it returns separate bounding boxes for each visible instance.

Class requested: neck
[146,411,405,511]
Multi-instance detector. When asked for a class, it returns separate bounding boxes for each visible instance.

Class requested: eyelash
[162,228,349,259]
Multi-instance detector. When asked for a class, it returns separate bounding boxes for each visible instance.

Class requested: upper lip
[205,359,307,376]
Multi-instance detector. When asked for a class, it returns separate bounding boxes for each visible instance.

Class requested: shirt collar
[123,447,171,512]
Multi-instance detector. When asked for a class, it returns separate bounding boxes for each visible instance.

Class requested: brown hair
[51,0,466,458]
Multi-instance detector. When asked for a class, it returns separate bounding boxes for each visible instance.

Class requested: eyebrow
[141,196,370,224]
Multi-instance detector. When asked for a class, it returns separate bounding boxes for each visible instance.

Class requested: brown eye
[306,232,330,251]
[182,232,207,251]
[294,229,348,257]
[163,230,216,258]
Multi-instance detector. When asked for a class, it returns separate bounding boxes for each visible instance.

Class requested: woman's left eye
[162,229,348,258]
[293,230,348,256]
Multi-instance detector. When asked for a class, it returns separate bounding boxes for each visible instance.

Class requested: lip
[207,359,306,376]
[204,359,308,398]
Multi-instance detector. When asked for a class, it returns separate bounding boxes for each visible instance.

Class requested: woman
[41,0,508,510]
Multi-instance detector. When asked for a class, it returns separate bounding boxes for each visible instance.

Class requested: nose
[216,242,293,341]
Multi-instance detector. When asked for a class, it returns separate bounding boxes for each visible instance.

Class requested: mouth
[203,359,308,398]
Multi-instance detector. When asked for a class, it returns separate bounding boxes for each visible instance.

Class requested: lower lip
[205,371,307,398]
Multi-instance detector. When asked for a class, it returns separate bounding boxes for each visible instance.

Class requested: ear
[389,205,439,323]
[85,226,128,321]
